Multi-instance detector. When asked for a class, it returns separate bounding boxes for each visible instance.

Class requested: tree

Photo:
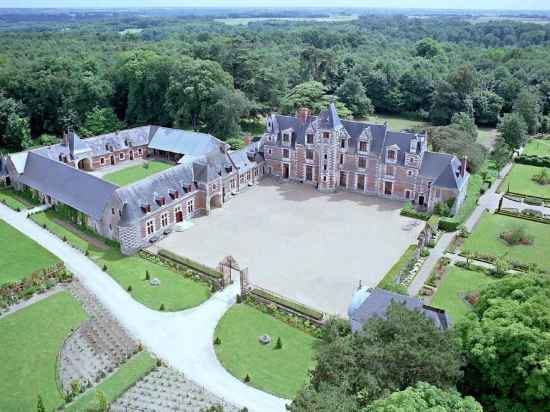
[0,93,31,151]
[458,274,550,411]
[364,382,482,411]
[289,303,463,411]
[336,76,373,118]
[430,80,472,125]
[472,90,504,126]
[491,136,512,172]
[36,395,45,412]
[513,88,541,135]
[498,112,528,150]
[204,86,251,139]
[281,81,326,114]
[429,126,487,173]
[415,38,442,59]
[165,57,233,130]
[80,107,125,137]
[451,112,478,142]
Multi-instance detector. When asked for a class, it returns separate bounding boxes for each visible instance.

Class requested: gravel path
[0,203,288,412]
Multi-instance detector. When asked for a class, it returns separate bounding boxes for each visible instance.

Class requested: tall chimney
[297,107,310,124]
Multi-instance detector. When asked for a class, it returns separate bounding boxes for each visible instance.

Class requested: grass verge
[102,161,172,186]
[377,244,416,292]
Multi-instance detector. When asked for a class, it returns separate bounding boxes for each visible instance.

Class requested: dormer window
[141,204,151,213]
[359,141,368,152]
[323,132,330,140]
[340,139,345,149]
[282,133,290,143]
[387,150,396,160]
[156,196,166,206]
[169,190,179,200]
[306,133,314,144]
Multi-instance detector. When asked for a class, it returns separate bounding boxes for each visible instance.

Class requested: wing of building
[262,103,469,213]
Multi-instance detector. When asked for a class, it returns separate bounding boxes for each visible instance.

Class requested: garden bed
[498,164,550,199]
[377,244,417,293]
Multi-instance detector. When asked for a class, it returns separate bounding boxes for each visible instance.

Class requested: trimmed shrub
[145,270,150,280]
[159,303,165,311]
[127,285,132,292]
[438,217,460,232]
[236,294,242,304]
[158,249,223,279]
[274,337,282,350]
[214,336,221,345]
[400,202,431,221]
[102,264,107,271]
[244,373,251,383]
[420,247,430,257]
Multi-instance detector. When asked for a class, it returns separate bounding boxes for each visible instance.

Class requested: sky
[2,0,550,11]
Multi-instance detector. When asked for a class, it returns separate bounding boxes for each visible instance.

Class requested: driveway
[0,204,287,412]
[155,178,423,316]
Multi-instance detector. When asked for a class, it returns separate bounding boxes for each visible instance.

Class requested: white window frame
[119,152,125,160]
[100,157,105,165]
[160,212,169,228]
[358,140,368,153]
[358,156,367,169]
[356,174,366,191]
[146,219,155,236]
[187,199,194,214]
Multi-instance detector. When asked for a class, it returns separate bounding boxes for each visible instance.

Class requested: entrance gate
[218,255,245,285]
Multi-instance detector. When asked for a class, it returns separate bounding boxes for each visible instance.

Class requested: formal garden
[0,219,60,285]
[0,291,87,411]
[498,163,550,199]
[214,302,319,399]
[29,210,211,311]
[523,138,550,157]
[462,211,550,273]
[102,160,173,186]
[430,265,496,322]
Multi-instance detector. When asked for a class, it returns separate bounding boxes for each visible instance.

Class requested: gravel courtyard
[155,179,423,315]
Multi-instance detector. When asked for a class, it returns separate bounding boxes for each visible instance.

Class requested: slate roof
[419,152,466,190]
[271,114,316,148]
[149,128,224,159]
[18,152,117,220]
[191,149,235,182]
[116,163,196,226]
[318,103,343,129]
[7,152,28,174]
[349,288,450,332]
[0,156,7,177]
[229,144,264,173]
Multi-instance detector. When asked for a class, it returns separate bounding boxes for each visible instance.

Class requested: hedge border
[156,249,224,279]
[495,209,550,225]
[249,287,324,322]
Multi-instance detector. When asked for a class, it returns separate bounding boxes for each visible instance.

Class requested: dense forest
[1,13,549,167]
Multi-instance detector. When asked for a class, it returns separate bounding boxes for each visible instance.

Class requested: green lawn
[30,211,210,311]
[498,163,550,199]
[462,212,550,272]
[0,291,87,411]
[0,188,30,210]
[454,174,482,224]
[368,114,429,131]
[523,138,550,157]
[0,219,60,285]
[214,304,319,399]
[477,127,498,149]
[102,161,173,186]
[431,266,495,323]
[65,351,156,412]
[377,244,416,291]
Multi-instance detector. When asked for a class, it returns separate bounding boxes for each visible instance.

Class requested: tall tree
[165,58,233,130]
[498,112,528,150]
[458,275,550,411]
[364,382,483,412]
[289,303,463,411]
[80,107,125,137]
[336,76,373,118]
[513,88,541,135]
[204,86,251,139]
[472,90,504,126]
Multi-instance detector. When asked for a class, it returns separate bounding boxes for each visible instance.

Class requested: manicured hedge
[438,217,460,232]
[250,287,324,321]
[496,209,550,225]
[158,249,224,279]
[400,203,431,221]
[515,154,550,167]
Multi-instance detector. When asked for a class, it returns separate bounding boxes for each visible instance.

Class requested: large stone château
[0,103,468,256]
[262,104,469,212]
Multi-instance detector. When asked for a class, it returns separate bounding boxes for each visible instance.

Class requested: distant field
[215,15,358,25]
[469,16,550,25]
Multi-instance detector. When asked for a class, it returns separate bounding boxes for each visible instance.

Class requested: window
[119,152,125,160]
[323,132,330,140]
[323,164,327,171]
[254,168,258,177]
[357,174,365,191]
[323,176,327,182]
[138,148,143,155]
[359,141,368,152]
[386,165,395,176]
[187,199,194,214]
[161,212,168,227]
[340,139,345,149]
[230,178,236,189]
[405,190,411,199]
[324,154,328,160]
[387,149,396,161]
[283,149,289,159]
[100,157,105,165]
[340,154,344,164]
[358,157,367,169]
[146,219,154,235]
[306,165,313,181]
[268,149,272,156]
[111,208,115,215]
[283,133,290,143]
[306,133,314,144]
[306,149,314,160]
[118,209,122,217]
[407,170,414,177]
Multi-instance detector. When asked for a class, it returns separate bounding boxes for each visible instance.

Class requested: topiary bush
[274,337,282,350]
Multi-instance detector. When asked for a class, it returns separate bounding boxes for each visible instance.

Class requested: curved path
[0,204,288,412]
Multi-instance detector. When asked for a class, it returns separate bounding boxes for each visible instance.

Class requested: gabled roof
[7,152,28,174]
[349,288,450,332]
[149,128,224,159]
[419,152,466,190]
[318,103,343,129]
[18,152,117,220]
[192,149,235,182]
[229,144,263,173]
[116,162,195,226]
[66,131,92,157]
[271,114,316,148]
